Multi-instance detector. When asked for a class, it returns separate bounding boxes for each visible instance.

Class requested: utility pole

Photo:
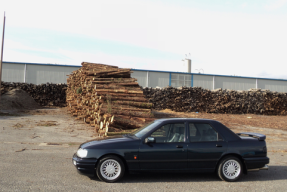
[0,12,6,104]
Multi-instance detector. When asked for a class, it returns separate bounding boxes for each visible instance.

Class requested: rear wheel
[96,155,125,183]
[217,156,242,182]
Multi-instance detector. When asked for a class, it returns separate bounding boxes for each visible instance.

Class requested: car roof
[154,118,214,122]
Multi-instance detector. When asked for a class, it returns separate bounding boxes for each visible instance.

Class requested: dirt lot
[156,109,287,130]
[0,107,287,191]
[156,109,287,153]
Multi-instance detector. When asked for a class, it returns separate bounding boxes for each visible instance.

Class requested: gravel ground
[0,108,287,192]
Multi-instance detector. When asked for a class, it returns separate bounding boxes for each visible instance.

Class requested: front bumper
[72,153,97,177]
[244,157,269,169]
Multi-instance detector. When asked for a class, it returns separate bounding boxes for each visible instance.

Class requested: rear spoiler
[237,132,266,141]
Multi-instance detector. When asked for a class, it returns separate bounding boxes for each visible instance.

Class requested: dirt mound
[0,88,40,110]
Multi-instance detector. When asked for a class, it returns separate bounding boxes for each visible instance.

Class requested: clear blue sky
[1,0,287,79]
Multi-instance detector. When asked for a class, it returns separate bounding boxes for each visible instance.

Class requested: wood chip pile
[66,62,154,136]
[0,82,67,106]
[143,87,287,115]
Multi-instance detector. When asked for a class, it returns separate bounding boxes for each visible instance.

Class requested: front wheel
[96,155,125,183]
[217,156,243,182]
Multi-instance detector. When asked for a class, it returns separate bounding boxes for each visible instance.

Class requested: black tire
[96,155,125,183]
[217,156,243,182]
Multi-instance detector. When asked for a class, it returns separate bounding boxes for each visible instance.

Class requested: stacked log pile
[143,87,287,115]
[66,62,153,136]
[0,82,67,106]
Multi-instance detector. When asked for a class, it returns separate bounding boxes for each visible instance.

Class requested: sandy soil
[0,107,287,191]
[1,107,286,153]
[154,109,287,153]
[155,109,287,130]
[0,88,40,110]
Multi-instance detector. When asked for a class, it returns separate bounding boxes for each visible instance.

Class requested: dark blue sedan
[73,118,269,182]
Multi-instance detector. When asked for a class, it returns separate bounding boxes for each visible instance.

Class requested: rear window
[189,123,220,142]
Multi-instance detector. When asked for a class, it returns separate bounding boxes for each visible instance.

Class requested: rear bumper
[248,164,269,172]
[244,157,269,169]
[72,153,97,177]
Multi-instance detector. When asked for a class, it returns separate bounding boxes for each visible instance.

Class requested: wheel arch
[95,153,129,173]
[216,153,248,174]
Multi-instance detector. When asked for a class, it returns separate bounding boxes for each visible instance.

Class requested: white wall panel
[215,76,256,90]
[193,75,213,90]
[3,62,287,93]
[2,63,25,83]
[258,79,287,93]
[131,71,147,87]
[148,72,169,88]
[26,65,80,84]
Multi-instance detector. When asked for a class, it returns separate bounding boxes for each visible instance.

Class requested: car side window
[189,123,219,142]
[150,123,185,143]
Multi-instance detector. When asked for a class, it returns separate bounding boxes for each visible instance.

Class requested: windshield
[131,121,161,138]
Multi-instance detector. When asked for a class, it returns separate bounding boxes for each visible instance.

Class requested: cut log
[95,89,143,94]
[114,117,143,129]
[100,96,147,102]
[100,108,154,118]
[111,100,153,109]
[66,62,153,137]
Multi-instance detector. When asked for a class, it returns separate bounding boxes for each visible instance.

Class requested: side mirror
[145,137,155,143]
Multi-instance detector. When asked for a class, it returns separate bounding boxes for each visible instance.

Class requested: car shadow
[89,165,287,183]
[89,176,102,182]
[121,172,220,183]
[239,165,287,182]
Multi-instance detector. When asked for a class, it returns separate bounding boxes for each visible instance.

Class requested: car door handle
[216,144,222,147]
[176,145,183,148]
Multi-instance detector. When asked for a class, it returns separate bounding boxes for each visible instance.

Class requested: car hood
[80,135,136,148]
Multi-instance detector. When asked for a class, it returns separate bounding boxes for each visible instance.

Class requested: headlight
[76,148,88,158]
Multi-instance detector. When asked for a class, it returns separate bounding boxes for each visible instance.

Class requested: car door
[187,122,227,171]
[139,122,188,170]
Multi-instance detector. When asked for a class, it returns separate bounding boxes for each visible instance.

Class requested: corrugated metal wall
[2,62,80,84]
[25,64,80,84]
[258,79,287,92]
[148,72,169,88]
[2,62,287,92]
[215,76,256,90]
[131,71,169,87]
[131,71,147,87]
[193,75,213,90]
[2,63,25,83]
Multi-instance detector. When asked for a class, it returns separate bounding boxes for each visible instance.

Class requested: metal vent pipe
[185,59,191,73]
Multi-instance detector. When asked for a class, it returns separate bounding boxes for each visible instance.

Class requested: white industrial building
[2,61,287,93]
